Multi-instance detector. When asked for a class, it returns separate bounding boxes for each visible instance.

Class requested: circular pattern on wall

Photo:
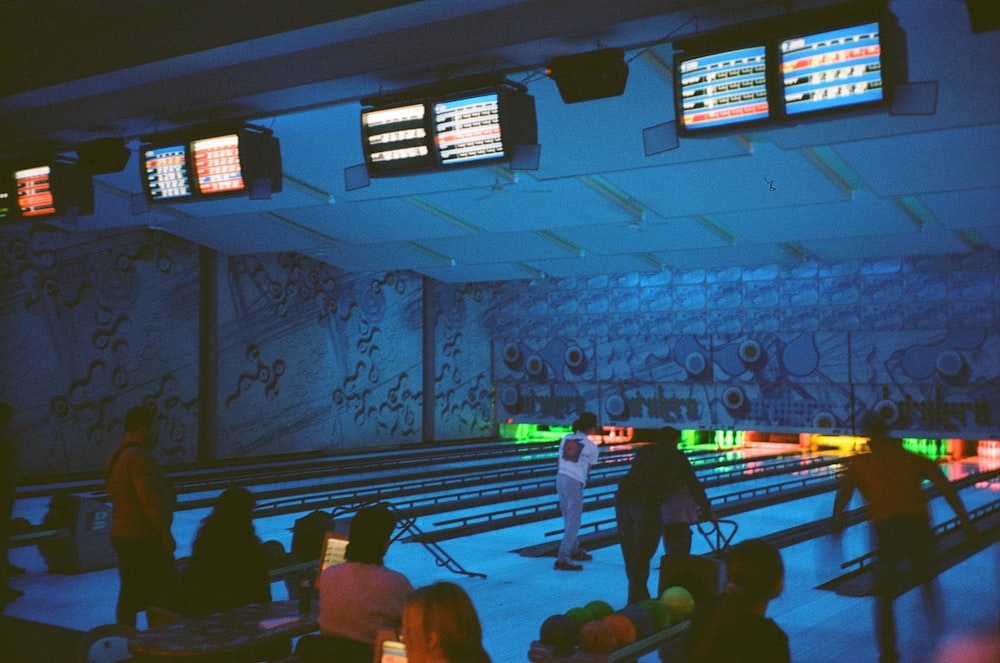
[873,399,899,425]
[722,386,745,410]
[525,354,547,380]
[605,394,626,419]
[738,339,763,365]
[685,352,707,377]
[812,411,837,429]
[500,386,520,412]
[934,350,964,378]
[564,345,587,374]
[502,343,523,369]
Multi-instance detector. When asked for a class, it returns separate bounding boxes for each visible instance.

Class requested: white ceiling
[1,0,998,283]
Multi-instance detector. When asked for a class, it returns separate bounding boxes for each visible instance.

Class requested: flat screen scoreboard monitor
[676,43,770,134]
[314,531,349,587]
[141,127,281,202]
[14,165,56,217]
[780,20,885,116]
[361,102,434,176]
[143,142,194,201]
[379,639,407,663]
[433,91,505,166]
[0,188,10,220]
[192,133,245,195]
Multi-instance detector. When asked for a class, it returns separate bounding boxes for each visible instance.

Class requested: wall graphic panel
[432,282,494,440]
[710,332,853,433]
[219,257,423,456]
[489,255,999,438]
[850,329,999,437]
[0,226,199,475]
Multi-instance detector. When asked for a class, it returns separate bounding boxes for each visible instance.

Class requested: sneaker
[570,550,593,562]
[554,560,584,571]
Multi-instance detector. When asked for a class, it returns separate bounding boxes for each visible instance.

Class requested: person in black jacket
[615,426,713,603]
[176,486,271,617]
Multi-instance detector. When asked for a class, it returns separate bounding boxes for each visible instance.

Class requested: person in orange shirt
[105,405,177,627]
[832,413,978,663]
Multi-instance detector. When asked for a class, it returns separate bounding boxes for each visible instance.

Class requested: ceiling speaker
[75,138,131,174]
[547,48,629,104]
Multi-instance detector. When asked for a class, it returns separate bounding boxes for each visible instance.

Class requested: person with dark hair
[616,426,714,603]
[176,487,271,617]
[554,411,602,571]
[300,503,413,663]
[0,401,22,604]
[685,538,790,663]
[401,581,492,663]
[105,405,177,627]
[832,413,978,663]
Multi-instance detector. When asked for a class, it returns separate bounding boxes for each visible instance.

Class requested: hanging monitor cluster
[360,75,538,178]
[139,124,282,204]
[673,2,906,136]
[0,160,94,221]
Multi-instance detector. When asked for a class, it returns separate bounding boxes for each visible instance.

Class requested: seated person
[176,486,271,617]
[297,503,413,663]
[401,581,493,663]
[684,538,790,663]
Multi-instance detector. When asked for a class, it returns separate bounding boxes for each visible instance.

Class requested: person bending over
[554,411,601,571]
[832,413,977,663]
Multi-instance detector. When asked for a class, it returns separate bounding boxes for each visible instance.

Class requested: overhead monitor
[360,81,537,177]
[192,133,246,195]
[139,125,282,203]
[675,43,771,134]
[361,102,434,176]
[143,142,193,202]
[11,162,94,219]
[14,165,56,217]
[780,20,887,117]
[433,86,537,168]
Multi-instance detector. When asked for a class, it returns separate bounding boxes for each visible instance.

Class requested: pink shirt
[317,560,413,644]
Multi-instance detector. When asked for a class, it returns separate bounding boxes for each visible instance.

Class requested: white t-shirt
[557,432,600,485]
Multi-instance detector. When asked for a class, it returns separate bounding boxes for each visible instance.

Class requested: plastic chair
[77,624,136,663]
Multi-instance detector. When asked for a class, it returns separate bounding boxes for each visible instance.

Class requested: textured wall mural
[490,254,1000,439]
[218,255,425,455]
[1,218,997,480]
[0,226,199,475]
[430,281,495,440]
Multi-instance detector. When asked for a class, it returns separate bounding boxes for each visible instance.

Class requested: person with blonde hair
[401,581,492,663]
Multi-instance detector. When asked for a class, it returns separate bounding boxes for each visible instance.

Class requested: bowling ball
[539,614,579,655]
[578,619,618,653]
[584,599,614,620]
[617,604,655,639]
[601,613,637,647]
[565,606,592,627]
[639,598,672,631]
[660,585,695,623]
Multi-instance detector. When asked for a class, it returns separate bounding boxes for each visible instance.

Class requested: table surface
[129,600,318,659]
